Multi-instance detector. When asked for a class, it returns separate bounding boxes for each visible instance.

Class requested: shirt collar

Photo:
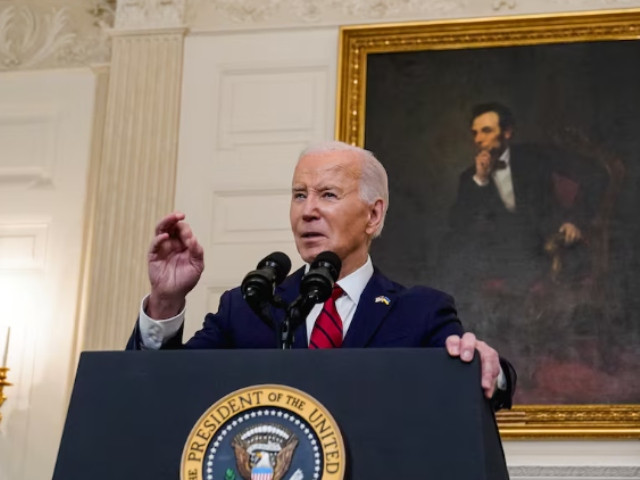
[303,255,373,304]
[336,256,374,305]
[500,147,511,166]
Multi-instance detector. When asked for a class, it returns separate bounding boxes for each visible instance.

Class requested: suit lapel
[342,269,398,348]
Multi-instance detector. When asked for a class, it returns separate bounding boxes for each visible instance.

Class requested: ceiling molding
[0,0,114,71]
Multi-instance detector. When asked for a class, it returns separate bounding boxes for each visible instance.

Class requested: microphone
[299,251,342,304]
[281,251,341,349]
[241,252,292,311]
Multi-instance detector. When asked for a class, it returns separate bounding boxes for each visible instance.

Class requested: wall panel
[0,69,95,480]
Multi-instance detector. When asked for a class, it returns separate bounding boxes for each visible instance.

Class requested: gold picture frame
[336,9,640,438]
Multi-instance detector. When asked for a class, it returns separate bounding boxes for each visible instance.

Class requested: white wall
[0,69,96,480]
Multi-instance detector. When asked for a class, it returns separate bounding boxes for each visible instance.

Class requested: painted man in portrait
[442,102,606,398]
[448,102,586,288]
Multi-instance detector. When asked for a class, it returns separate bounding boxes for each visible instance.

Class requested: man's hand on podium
[446,333,501,399]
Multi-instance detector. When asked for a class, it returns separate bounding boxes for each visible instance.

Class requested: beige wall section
[81,29,185,351]
[0,68,96,480]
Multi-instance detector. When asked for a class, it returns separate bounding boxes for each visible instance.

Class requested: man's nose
[301,194,319,219]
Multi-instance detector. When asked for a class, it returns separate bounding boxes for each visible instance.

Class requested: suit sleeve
[493,357,517,410]
[125,290,236,350]
[420,289,464,347]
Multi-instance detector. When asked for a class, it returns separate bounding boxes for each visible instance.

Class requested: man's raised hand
[147,212,204,319]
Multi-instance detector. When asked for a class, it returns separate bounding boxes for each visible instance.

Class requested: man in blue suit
[127,141,515,410]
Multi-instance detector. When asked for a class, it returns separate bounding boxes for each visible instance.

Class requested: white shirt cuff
[473,175,490,186]
[139,294,185,349]
[496,366,507,391]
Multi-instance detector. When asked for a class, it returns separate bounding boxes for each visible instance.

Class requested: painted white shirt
[473,147,516,212]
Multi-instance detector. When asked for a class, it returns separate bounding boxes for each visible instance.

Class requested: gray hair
[298,141,389,237]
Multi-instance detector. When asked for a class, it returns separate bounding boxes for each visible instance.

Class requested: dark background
[364,40,640,404]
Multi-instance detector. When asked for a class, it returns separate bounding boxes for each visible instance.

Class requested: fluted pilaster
[81,25,185,350]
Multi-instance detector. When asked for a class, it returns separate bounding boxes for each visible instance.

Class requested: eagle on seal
[232,423,299,480]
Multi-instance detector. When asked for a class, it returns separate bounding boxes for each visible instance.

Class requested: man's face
[471,111,512,157]
[290,151,382,278]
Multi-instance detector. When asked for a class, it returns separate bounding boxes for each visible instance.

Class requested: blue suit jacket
[127,267,516,409]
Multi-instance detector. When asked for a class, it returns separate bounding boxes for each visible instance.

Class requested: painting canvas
[337,10,640,437]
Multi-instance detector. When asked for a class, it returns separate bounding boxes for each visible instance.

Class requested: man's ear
[365,199,385,236]
[504,128,513,141]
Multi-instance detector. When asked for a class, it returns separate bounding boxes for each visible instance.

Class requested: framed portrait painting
[337,9,640,437]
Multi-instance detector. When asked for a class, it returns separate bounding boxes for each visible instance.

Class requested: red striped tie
[309,285,344,349]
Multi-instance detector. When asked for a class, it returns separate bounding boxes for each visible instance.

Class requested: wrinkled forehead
[292,151,362,186]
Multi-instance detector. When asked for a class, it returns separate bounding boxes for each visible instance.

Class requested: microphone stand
[245,289,305,349]
[280,293,319,349]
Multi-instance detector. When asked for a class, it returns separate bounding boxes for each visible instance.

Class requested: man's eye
[322,192,337,198]
[293,192,306,199]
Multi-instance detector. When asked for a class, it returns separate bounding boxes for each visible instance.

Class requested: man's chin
[297,245,328,263]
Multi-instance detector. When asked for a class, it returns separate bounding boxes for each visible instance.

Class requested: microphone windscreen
[311,251,341,281]
[258,251,292,285]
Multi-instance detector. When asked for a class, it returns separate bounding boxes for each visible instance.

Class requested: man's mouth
[301,232,324,239]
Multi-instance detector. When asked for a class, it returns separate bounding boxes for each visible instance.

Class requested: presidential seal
[181,385,345,480]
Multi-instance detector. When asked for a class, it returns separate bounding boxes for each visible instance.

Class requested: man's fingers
[483,380,497,399]
[187,234,205,266]
[445,335,461,356]
[149,232,170,256]
[155,211,186,236]
[150,216,195,259]
[448,334,501,399]
[569,227,582,244]
[459,332,476,362]
[559,222,582,245]
[477,341,500,399]
[446,333,476,361]
[173,220,195,243]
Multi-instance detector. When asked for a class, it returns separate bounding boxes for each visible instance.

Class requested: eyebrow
[292,184,342,192]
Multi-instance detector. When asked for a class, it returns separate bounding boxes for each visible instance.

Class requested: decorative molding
[115,0,186,30]
[0,108,57,188]
[184,0,640,30]
[187,0,468,27]
[550,0,634,5]
[508,465,640,478]
[0,223,48,270]
[217,65,328,149]
[493,0,517,10]
[0,1,114,71]
[211,189,292,244]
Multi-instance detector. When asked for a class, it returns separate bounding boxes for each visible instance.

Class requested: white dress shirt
[473,147,516,212]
